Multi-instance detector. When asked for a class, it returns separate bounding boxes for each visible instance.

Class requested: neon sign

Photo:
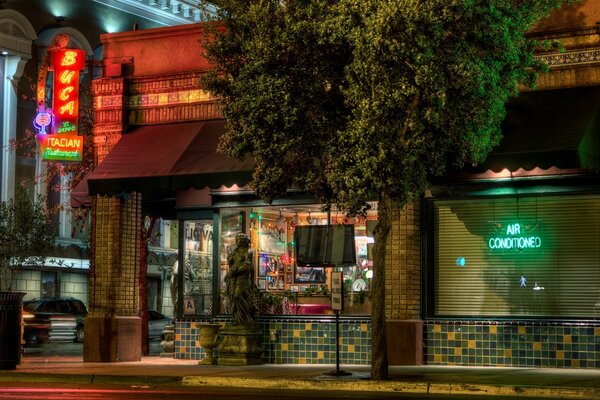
[488,222,542,251]
[35,45,85,162]
[36,134,83,162]
[50,48,85,135]
[33,112,52,134]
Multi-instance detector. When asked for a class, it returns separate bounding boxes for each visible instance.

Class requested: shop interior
[219,205,378,316]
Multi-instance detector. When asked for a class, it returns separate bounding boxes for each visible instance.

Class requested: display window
[430,194,600,319]
[174,219,214,317]
[218,205,378,316]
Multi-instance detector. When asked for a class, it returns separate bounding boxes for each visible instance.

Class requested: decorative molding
[127,102,221,124]
[128,72,206,94]
[92,0,217,26]
[128,89,214,109]
[538,49,600,67]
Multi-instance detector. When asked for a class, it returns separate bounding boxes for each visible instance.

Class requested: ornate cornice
[538,48,600,67]
[92,0,217,26]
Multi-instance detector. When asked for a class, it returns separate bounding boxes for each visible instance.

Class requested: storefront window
[41,271,59,298]
[173,219,213,316]
[432,194,600,318]
[219,206,377,316]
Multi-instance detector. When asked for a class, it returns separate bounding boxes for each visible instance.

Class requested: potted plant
[0,186,55,369]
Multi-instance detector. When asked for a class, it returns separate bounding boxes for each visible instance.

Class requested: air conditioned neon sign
[488,222,542,251]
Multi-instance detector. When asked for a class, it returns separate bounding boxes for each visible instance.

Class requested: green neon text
[488,223,542,250]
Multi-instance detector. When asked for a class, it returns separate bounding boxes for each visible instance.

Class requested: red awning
[71,119,254,208]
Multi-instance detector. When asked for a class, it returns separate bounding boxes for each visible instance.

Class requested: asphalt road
[0,382,554,400]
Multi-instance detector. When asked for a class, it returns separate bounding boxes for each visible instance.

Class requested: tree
[200,0,573,379]
[0,185,56,292]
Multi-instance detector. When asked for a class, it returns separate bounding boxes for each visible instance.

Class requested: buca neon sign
[488,222,542,251]
[35,43,85,162]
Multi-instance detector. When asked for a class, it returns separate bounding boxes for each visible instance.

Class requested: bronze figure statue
[225,234,258,329]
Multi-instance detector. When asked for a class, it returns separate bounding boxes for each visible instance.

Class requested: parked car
[148,309,172,340]
[23,297,88,343]
[22,310,77,345]
[23,298,171,343]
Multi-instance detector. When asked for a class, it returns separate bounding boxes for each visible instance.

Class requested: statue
[217,233,264,365]
[224,233,258,329]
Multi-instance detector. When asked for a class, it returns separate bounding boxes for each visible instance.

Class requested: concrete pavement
[1,355,600,399]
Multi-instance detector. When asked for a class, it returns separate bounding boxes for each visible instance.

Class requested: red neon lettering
[59,70,75,84]
[61,51,79,67]
[59,101,75,115]
[59,87,74,101]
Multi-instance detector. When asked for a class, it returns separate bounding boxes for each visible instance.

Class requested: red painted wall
[100,24,211,77]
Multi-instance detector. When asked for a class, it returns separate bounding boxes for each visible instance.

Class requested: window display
[219,205,377,316]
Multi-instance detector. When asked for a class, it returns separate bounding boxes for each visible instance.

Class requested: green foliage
[201,0,573,213]
[0,186,56,291]
[200,0,574,379]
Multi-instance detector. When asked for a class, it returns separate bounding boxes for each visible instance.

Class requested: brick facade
[88,193,142,317]
[385,201,421,320]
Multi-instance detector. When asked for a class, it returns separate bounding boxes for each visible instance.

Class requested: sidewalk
[1,355,600,399]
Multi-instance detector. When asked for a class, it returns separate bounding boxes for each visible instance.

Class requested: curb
[2,372,600,399]
[182,376,600,399]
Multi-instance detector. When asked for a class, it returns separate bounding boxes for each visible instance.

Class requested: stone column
[385,200,423,365]
[84,192,142,362]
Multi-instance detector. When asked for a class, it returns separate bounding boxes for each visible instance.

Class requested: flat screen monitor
[294,224,356,266]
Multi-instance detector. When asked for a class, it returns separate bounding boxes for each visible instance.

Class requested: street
[0,381,555,400]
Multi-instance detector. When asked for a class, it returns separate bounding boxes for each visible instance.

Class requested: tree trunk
[370,192,393,380]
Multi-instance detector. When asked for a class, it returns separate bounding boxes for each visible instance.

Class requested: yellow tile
[455,347,462,356]
[435,354,442,363]
[299,358,306,364]
[504,349,512,357]
[595,327,600,336]
[318,351,324,359]
[175,334,181,341]
[556,350,564,360]
[533,342,541,351]
[564,335,572,344]
[281,344,288,351]
[468,340,476,349]
[434,325,441,333]
[294,330,300,338]
[348,345,355,353]
[572,359,580,368]
[448,332,455,340]
[489,326,497,334]
[180,346,186,353]
[518,326,526,335]
[361,324,368,332]
[305,323,312,331]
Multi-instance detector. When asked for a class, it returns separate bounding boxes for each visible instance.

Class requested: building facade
[77,1,599,366]
[0,0,199,315]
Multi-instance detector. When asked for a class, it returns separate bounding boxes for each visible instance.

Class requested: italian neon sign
[488,222,542,251]
[35,46,85,162]
[36,134,83,162]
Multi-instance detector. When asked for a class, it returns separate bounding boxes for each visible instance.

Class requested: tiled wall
[425,321,600,368]
[175,318,372,364]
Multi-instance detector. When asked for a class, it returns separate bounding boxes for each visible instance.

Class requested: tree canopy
[200,0,574,379]
[0,186,55,292]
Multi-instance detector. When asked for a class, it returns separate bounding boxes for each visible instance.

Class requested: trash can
[0,291,26,370]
